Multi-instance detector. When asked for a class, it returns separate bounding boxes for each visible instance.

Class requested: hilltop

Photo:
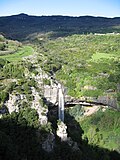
[0,13,120,40]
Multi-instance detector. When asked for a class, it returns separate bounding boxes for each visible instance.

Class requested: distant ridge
[0,13,120,40]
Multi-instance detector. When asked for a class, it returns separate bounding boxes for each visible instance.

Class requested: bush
[0,91,9,102]
[43,78,50,85]
[0,58,9,68]
[0,43,6,51]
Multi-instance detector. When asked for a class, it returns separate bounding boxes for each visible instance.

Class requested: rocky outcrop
[57,121,68,141]
[23,54,49,125]
[57,121,79,150]
[31,87,48,125]
[3,87,48,125]
[97,96,118,108]
[23,52,59,106]
[44,85,58,104]
[84,105,108,116]
[5,92,26,114]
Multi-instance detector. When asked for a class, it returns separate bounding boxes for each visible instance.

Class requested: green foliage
[0,58,9,68]
[38,34,120,101]
[82,89,103,97]
[18,107,39,127]
[0,108,45,160]
[81,109,120,150]
[28,78,37,87]
[0,105,120,160]
[22,83,31,94]
[0,35,22,57]
[40,122,52,133]
[0,91,9,103]
[0,35,5,42]
[41,58,62,74]
[116,93,120,107]
[83,126,103,145]
[67,104,84,118]
[0,82,16,103]
[15,78,37,102]
[1,62,25,79]
[43,78,51,85]
[0,15,120,40]
[0,46,33,62]
[0,42,6,51]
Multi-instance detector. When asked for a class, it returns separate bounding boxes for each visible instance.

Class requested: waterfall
[58,83,64,122]
[57,83,68,142]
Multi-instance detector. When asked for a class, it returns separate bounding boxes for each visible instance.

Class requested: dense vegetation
[0,35,35,108]
[36,33,120,107]
[66,105,120,153]
[81,109,120,152]
[1,106,120,160]
[0,34,21,55]
[0,14,120,40]
[0,107,51,160]
[0,34,33,61]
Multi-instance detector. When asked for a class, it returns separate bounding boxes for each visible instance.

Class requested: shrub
[0,91,9,102]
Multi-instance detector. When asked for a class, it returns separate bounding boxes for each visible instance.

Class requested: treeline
[0,14,120,40]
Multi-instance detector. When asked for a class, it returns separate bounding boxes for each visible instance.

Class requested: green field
[0,46,34,62]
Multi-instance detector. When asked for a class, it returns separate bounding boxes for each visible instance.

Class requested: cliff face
[5,93,26,114]
[44,85,58,104]
[31,87,48,125]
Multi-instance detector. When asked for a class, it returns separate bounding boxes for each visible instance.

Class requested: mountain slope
[0,13,120,40]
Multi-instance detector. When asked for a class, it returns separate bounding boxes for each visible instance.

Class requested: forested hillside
[0,14,120,40]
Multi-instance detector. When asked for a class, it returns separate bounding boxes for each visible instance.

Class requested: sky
[0,0,120,17]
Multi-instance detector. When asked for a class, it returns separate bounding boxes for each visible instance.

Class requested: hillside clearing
[0,46,34,62]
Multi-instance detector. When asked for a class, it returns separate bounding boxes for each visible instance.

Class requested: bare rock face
[97,96,118,108]
[31,87,48,125]
[44,85,58,104]
[5,93,26,114]
[4,87,48,125]
[57,121,80,151]
[23,56,49,125]
[42,133,55,152]
[57,121,68,141]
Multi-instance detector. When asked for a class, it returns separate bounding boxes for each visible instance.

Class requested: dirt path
[84,105,101,116]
